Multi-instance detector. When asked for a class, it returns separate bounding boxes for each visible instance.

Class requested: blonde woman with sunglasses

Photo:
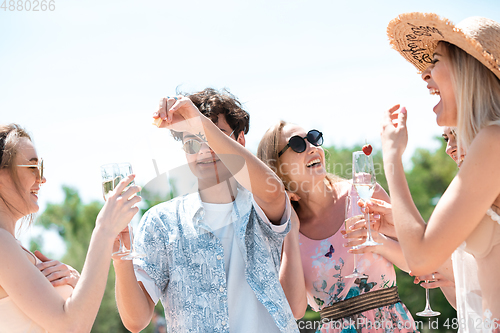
[0,123,141,332]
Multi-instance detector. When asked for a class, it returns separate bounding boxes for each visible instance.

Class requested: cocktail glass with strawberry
[352,145,382,247]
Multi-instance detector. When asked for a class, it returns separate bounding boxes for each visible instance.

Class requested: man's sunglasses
[182,128,237,155]
[278,130,323,157]
[182,140,209,155]
[17,158,44,180]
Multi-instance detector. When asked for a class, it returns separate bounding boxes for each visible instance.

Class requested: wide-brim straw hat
[387,12,500,80]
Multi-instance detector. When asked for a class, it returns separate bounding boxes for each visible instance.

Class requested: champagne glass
[117,162,146,260]
[101,163,127,255]
[416,282,441,317]
[344,191,367,278]
[352,151,382,247]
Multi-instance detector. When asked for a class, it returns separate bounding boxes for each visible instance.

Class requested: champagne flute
[344,190,367,278]
[416,281,441,317]
[117,162,146,260]
[352,151,382,247]
[101,163,127,255]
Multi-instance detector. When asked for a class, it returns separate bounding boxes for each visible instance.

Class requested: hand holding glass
[117,163,145,260]
[352,151,382,247]
[101,163,127,255]
[344,193,367,279]
[101,162,145,260]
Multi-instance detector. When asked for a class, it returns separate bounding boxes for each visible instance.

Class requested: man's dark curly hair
[171,88,249,141]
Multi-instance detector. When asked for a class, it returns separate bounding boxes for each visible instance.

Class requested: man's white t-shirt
[135,198,290,333]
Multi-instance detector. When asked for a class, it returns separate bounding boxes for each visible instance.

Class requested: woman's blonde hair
[0,124,35,227]
[257,121,342,196]
[443,42,500,152]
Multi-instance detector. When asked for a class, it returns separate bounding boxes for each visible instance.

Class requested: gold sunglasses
[182,140,209,155]
[182,128,236,154]
[17,158,44,180]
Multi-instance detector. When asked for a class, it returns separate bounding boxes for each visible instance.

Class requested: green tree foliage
[406,139,458,221]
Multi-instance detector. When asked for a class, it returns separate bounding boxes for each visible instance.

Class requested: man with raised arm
[114,88,298,333]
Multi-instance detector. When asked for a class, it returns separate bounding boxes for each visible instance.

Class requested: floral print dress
[299,223,417,332]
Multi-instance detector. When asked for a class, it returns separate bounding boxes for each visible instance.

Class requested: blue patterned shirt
[133,185,299,333]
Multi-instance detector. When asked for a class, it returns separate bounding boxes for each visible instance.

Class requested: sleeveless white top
[455,206,500,333]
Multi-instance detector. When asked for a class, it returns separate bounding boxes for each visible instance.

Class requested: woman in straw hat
[257,122,417,332]
[382,13,500,330]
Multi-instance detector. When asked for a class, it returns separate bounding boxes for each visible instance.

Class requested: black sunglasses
[278,130,323,157]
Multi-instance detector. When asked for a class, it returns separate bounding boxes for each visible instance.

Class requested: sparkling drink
[354,184,375,202]
[102,176,121,200]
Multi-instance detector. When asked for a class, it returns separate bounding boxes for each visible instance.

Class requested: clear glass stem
[121,223,146,260]
[365,208,375,242]
[416,281,441,317]
[424,286,432,310]
[128,224,135,253]
[351,252,362,275]
[358,202,382,247]
[345,245,365,278]
[112,233,127,255]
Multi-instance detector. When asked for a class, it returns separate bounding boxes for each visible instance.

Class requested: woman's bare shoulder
[464,125,500,167]
[0,228,17,246]
[474,124,500,143]
[0,229,31,267]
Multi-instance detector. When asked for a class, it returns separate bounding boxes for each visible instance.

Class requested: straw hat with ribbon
[387,12,500,80]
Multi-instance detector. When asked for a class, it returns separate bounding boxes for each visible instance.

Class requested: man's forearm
[114,261,155,332]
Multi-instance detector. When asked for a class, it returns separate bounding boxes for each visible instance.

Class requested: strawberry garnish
[362,144,372,156]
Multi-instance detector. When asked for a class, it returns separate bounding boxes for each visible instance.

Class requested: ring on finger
[432,273,436,281]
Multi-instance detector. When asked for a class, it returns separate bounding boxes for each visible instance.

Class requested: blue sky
[1,0,499,256]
